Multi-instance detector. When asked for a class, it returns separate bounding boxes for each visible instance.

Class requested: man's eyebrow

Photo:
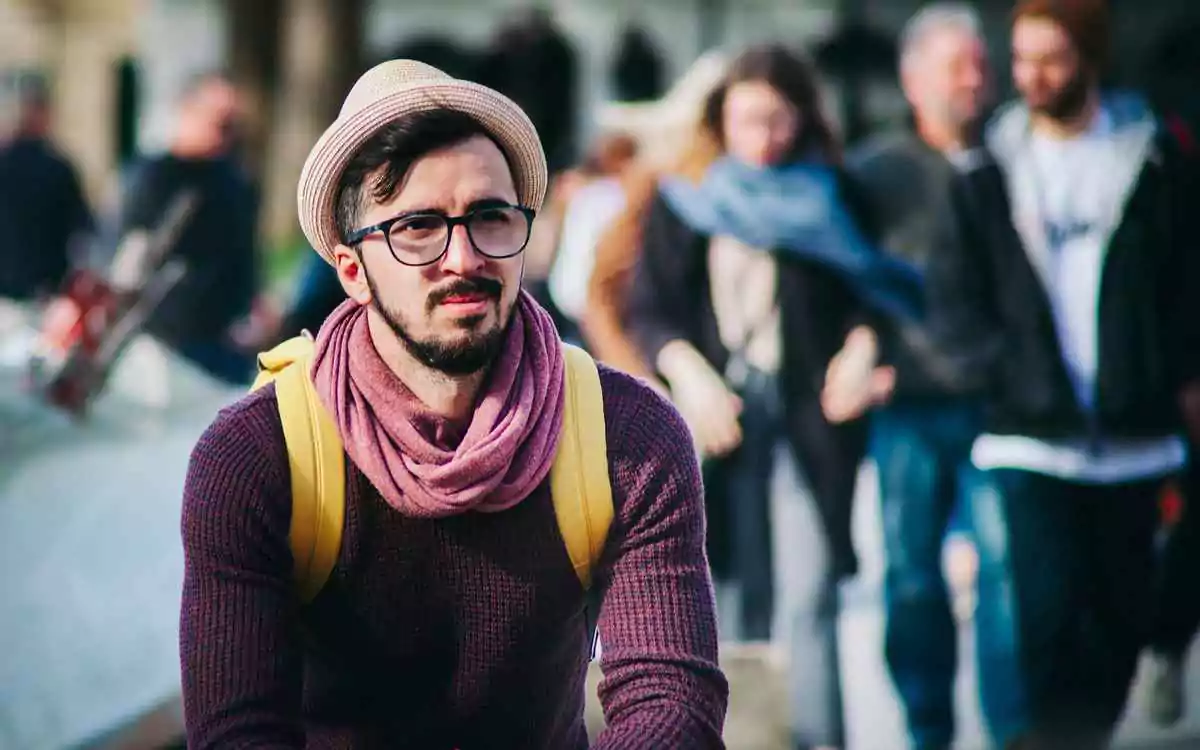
[390,197,514,219]
[465,196,515,211]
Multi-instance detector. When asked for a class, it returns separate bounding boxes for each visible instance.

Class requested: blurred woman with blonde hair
[583,52,727,387]
[620,43,920,750]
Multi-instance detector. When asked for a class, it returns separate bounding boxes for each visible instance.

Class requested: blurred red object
[26,190,198,417]
[1161,479,1183,527]
[30,269,124,415]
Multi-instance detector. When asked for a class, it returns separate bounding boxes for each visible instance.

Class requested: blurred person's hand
[658,340,743,458]
[821,325,895,424]
[228,295,283,352]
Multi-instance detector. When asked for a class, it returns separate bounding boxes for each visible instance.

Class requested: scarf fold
[310,291,565,518]
[658,155,925,321]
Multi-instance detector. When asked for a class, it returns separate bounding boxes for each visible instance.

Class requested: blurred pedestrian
[114,70,260,385]
[0,79,92,301]
[926,0,1200,744]
[821,5,1027,748]
[624,43,886,750]
[583,51,728,388]
[524,131,638,344]
[478,9,579,172]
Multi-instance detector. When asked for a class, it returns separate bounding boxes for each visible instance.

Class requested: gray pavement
[0,306,243,750]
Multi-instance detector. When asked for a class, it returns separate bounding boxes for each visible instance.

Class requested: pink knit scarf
[310,291,564,518]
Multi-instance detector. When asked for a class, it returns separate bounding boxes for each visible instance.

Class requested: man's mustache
[427,277,503,311]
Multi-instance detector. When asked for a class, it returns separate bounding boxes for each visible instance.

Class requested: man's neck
[1030,89,1101,140]
[915,116,971,155]
[367,312,484,422]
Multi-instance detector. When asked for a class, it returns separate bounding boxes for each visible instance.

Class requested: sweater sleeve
[592,374,729,748]
[179,392,305,749]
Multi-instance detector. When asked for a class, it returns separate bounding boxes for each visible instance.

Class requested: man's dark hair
[334,109,514,242]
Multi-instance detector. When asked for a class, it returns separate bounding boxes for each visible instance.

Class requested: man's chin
[446,312,490,331]
[409,327,507,376]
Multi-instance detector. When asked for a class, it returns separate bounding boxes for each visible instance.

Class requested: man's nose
[439,224,485,275]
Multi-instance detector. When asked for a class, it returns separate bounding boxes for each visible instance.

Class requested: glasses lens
[387,214,449,265]
[467,206,530,257]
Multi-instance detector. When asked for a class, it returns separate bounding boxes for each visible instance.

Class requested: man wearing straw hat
[178,60,727,748]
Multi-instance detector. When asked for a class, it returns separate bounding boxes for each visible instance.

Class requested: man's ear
[332,244,372,305]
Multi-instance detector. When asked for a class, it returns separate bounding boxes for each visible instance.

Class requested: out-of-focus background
[0,0,1196,259]
[2,1,1200,749]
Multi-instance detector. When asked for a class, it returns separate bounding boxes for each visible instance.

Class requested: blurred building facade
[1,0,1197,246]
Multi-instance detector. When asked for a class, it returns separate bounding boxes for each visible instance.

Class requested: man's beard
[1029,69,1091,121]
[365,272,510,377]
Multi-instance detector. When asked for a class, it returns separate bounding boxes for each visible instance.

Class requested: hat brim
[298,80,548,264]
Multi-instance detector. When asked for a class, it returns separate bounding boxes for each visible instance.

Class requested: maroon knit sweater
[179,365,728,749]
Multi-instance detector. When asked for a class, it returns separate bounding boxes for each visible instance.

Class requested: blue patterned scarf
[659,156,924,321]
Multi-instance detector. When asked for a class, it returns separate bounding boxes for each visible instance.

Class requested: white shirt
[547,178,627,323]
[707,235,782,376]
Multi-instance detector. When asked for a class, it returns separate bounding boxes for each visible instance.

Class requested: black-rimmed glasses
[345,204,536,267]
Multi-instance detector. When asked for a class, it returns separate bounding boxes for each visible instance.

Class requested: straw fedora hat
[297,59,549,264]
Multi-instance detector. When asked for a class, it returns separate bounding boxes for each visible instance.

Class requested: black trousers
[993,469,1162,746]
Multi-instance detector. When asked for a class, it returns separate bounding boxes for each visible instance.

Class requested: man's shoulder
[201,384,283,442]
[845,131,957,197]
[187,385,289,506]
[847,131,924,170]
[182,385,297,566]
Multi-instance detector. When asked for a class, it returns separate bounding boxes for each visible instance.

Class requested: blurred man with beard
[922,0,1200,745]
[822,5,1026,748]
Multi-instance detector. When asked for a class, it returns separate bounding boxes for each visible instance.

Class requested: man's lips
[440,292,490,305]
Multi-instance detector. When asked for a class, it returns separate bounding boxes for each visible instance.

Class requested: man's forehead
[366,135,518,215]
[923,26,983,58]
[1013,17,1073,50]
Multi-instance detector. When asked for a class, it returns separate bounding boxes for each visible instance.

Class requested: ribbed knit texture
[179,365,728,749]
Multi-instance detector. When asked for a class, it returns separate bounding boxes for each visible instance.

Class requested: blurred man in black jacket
[921,1,1200,745]
[0,81,93,301]
[115,71,260,385]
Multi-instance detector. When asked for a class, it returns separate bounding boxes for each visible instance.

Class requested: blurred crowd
[3,0,1200,748]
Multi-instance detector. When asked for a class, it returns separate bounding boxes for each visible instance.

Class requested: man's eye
[475,208,517,225]
[395,217,443,234]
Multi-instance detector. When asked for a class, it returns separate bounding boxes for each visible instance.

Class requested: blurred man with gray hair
[822,4,1027,748]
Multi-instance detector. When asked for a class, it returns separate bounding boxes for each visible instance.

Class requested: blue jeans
[872,402,1026,748]
[723,366,786,640]
[994,469,1162,747]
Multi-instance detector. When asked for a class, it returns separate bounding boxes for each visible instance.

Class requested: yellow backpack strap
[550,344,614,590]
[252,336,346,603]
